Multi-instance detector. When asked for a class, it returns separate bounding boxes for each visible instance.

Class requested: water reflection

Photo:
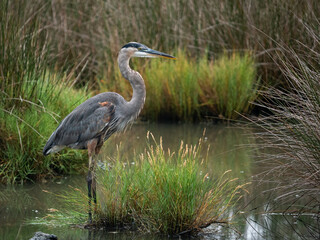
[0,123,316,239]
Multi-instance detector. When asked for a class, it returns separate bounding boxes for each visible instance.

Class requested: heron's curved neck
[118,52,146,114]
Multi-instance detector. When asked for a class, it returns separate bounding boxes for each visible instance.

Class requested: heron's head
[121,42,176,59]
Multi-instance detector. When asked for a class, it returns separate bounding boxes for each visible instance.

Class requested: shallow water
[0,123,316,239]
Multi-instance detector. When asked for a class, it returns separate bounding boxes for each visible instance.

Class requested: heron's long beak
[134,48,176,59]
[144,48,176,59]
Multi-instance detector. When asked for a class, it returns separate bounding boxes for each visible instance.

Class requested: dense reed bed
[251,27,320,238]
[20,0,320,85]
[3,0,319,85]
[39,134,247,235]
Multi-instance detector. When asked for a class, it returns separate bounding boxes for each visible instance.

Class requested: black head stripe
[121,42,145,49]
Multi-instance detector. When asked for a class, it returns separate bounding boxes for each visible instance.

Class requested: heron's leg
[87,139,98,223]
[91,155,97,206]
[87,153,94,223]
[92,144,103,206]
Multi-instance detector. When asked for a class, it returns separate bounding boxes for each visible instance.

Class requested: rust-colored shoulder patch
[98,101,111,107]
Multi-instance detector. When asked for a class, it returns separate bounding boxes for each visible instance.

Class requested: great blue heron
[43,42,175,222]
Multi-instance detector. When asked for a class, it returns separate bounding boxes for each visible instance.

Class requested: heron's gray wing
[44,100,116,153]
[71,101,116,144]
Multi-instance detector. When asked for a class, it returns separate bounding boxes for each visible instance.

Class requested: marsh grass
[254,48,320,202]
[143,50,200,121]
[0,78,89,184]
[41,133,248,235]
[0,0,89,183]
[250,24,320,238]
[199,52,259,120]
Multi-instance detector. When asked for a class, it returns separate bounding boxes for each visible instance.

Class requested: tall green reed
[144,50,200,121]
[208,52,258,120]
[0,76,88,184]
[0,1,49,104]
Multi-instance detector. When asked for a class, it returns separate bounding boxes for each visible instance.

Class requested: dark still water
[0,123,316,239]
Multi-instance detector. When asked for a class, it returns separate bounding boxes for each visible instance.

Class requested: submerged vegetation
[36,134,247,234]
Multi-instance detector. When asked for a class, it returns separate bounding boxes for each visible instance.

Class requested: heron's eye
[138,47,143,51]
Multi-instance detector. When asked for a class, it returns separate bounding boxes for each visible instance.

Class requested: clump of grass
[143,50,201,121]
[44,133,247,235]
[200,52,259,120]
[0,77,89,184]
